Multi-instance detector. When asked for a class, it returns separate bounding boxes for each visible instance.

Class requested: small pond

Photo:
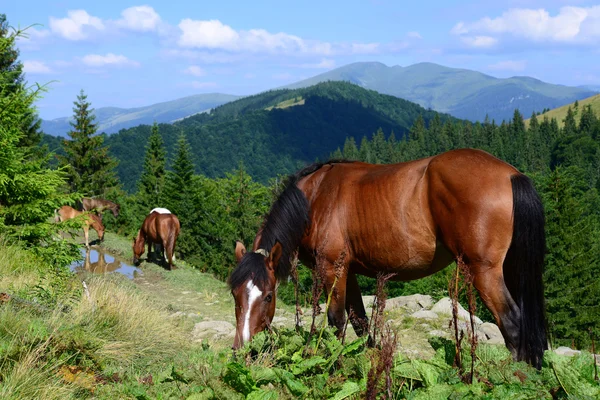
[69,247,142,279]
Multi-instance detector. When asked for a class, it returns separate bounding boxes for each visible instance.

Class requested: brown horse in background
[133,212,180,270]
[79,198,120,219]
[56,205,105,248]
[229,148,547,369]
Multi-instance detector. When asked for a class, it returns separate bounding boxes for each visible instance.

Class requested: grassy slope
[525,93,600,127]
[1,234,599,398]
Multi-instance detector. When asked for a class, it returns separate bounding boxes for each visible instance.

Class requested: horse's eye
[265,294,272,303]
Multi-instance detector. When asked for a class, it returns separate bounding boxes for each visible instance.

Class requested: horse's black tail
[503,174,547,369]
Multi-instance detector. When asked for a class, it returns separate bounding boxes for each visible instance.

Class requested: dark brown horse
[229,148,547,369]
[56,205,105,248]
[132,211,180,270]
[80,198,120,219]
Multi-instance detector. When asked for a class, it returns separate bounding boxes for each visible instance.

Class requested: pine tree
[542,167,600,347]
[562,107,578,137]
[165,132,195,216]
[342,137,359,160]
[578,104,597,135]
[60,90,118,196]
[0,14,42,152]
[0,24,72,243]
[370,128,389,163]
[164,132,196,258]
[138,122,166,207]
[358,135,373,163]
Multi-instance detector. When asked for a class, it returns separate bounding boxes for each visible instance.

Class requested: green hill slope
[285,62,596,123]
[525,93,600,127]
[105,81,458,191]
[41,93,240,136]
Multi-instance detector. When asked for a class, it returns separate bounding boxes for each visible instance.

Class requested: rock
[484,336,505,345]
[479,322,503,341]
[431,297,483,325]
[428,330,449,337]
[554,346,581,357]
[387,294,434,312]
[411,310,438,320]
[192,320,235,341]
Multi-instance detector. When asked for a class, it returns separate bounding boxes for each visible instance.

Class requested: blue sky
[7,0,600,119]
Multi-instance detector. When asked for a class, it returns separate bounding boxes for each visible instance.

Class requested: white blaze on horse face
[150,207,171,214]
[243,280,263,343]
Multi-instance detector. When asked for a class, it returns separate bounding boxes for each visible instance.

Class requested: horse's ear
[235,241,247,263]
[268,242,283,270]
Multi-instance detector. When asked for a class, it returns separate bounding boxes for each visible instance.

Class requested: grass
[265,96,305,111]
[525,93,600,127]
[1,235,598,398]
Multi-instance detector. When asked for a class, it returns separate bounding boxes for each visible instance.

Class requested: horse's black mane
[229,159,355,290]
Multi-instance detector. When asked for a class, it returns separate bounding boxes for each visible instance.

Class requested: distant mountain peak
[284,61,596,122]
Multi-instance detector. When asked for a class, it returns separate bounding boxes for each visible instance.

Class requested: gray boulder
[431,297,483,325]
[411,310,438,320]
[192,320,235,341]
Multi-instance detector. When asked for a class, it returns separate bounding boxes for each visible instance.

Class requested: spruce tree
[138,122,166,206]
[0,24,71,243]
[342,137,359,160]
[164,132,196,257]
[60,90,118,196]
[0,14,42,152]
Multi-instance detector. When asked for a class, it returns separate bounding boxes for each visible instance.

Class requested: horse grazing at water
[132,211,180,270]
[79,198,120,219]
[56,205,105,248]
[229,148,548,369]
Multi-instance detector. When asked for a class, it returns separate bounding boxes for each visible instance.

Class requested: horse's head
[229,241,282,350]
[132,232,144,265]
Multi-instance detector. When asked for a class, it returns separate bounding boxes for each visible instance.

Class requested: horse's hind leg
[469,260,520,359]
[345,271,369,337]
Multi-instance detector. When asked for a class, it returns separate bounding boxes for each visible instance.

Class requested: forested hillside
[105,81,457,191]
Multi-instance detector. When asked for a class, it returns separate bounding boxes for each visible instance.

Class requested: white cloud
[177,18,336,55]
[49,10,104,40]
[452,6,600,47]
[116,5,161,32]
[184,65,206,77]
[23,60,52,74]
[488,60,527,71]
[82,53,140,67]
[407,31,422,39]
[461,35,498,48]
[190,81,218,89]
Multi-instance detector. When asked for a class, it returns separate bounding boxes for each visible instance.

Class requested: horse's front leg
[345,270,369,337]
[321,259,349,337]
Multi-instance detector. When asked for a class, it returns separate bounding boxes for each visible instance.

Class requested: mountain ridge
[41,93,240,137]
[284,62,596,122]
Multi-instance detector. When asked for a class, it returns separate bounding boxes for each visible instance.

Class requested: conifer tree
[342,137,359,160]
[0,14,42,153]
[138,122,166,206]
[60,90,118,196]
[0,23,71,242]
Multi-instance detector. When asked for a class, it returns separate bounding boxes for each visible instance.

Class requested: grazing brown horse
[132,211,180,270]
[229,148,547,369]
[56,205,105,248]
[80,198,120,219]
